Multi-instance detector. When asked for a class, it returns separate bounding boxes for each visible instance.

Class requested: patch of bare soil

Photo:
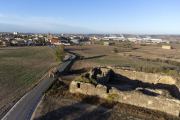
[33,79,179,120]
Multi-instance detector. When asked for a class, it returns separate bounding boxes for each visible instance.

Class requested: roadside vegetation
[54,45,66,63]
[0,46,58,116]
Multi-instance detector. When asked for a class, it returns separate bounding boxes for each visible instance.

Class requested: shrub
[163,60,169,63]
[75,77,97,84]
[140,44,146,46]
[113,48,118,53]
[129,54,132,57]
[142,66,147,72]
[135,66,142,71]
[168,70,179,75]
[168,60,172,64]
[145,58,150,61]
[172,61,180,66]
[107,94,119,101]
[147,67,153,73]
[152,67,159,73]
[79,43,83,46]
[154,58,162,62]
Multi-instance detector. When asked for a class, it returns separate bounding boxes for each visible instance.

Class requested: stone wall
[106,66,176,85]
[69,80,180,116]
[105,66,180,99]
[70,81,107,99]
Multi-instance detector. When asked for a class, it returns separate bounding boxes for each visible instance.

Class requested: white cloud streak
[0,13,93,33]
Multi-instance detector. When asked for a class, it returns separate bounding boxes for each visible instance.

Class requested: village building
[162,45,172,49]
[104,42,115,46]
[50,38,69,45]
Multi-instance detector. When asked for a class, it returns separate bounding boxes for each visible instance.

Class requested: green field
[0,46,58,115]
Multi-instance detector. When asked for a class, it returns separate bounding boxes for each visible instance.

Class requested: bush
[152,67,159,73]
[76,77,97,84]
[129,54,132,57]
[163,60,169,63]
[145,58,150,61]
[135,66,142,71]
[154,58,162,62]
[168,70,179,75]
[107,94,119,101]
[79,43,83,46]
[172,61,180,66]
[113,48,118,53]
[140,44,146,46]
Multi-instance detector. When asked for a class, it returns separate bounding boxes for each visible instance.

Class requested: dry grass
[64,43,180,71]
[0,46,59,115]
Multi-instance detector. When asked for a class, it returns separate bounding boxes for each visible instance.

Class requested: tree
[54,45,66,63]
[112,48,118,54]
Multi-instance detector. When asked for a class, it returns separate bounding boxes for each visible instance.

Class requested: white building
[13,32,18,35]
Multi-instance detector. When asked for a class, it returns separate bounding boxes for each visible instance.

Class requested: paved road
[2,52,75,120]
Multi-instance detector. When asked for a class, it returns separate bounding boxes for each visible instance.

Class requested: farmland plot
[0,46,58,115]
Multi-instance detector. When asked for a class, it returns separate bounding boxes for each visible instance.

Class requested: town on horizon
[1,31,180,47]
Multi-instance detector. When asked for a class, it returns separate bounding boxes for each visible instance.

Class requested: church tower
[47,32,50,36]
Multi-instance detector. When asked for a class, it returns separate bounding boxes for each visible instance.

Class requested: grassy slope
[0,46,58,115]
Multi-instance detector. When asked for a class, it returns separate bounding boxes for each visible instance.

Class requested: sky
[0,0,180,34]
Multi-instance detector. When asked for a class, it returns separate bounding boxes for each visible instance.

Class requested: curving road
[1,51,75,120]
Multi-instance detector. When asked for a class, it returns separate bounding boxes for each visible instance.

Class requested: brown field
[0,46,58,115]
[64,42,180,70]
